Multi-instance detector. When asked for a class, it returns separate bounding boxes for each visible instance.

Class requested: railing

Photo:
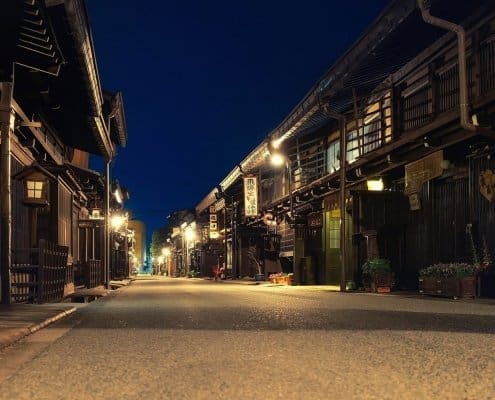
[11,263,38,303]
[480,37,495,94]
[83,259,103,288]
[112,250,130,280]
[11,239,69,303]
[37,240,69,303]
[264,19,495,202]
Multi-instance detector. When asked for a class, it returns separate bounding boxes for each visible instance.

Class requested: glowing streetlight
[110,213,126,231]
[270,152,286,167]
[161,247,171,276]
[185,226,196,242]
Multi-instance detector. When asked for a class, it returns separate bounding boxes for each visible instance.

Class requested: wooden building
[0,0,128,303]
[195,0,495,292]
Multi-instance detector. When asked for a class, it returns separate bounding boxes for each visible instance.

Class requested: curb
[0,307,76,351]
[28,307,77,334]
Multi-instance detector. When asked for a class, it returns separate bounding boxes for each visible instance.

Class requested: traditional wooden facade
[195,0,495,293]
[0,0,128,303]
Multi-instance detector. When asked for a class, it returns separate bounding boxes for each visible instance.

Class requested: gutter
[417,0,476,131]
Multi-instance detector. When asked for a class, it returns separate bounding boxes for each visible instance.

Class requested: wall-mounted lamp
[24,173,49,207]
[89,207,105,220]
[14,166,53,207]
[367,178,384,191]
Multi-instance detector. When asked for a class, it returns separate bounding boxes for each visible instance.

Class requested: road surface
[0,278,494,399]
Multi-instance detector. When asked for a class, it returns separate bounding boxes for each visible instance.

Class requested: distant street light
[110,213,127,231]
[161,247,171,275]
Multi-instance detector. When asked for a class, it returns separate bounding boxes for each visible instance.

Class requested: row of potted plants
[361,258,492,298]
[418,262,481,298]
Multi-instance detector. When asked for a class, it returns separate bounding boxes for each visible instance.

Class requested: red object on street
[213,265,221,280]
[212,265,225,280]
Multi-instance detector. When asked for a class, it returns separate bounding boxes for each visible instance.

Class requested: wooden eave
[44,0,114,159]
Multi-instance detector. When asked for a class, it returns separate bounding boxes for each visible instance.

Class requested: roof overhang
[0,0,65,77]
[42,0,114,159]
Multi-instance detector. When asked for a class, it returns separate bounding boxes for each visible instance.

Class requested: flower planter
[270,275,292,285]
[255,274,265,282]
[418,277,476,299]
[363,273,392,293]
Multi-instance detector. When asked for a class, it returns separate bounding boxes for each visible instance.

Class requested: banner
[243,175,259,217]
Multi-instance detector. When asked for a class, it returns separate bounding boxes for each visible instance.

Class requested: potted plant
[247,247,264,281]
[361,258,393,293]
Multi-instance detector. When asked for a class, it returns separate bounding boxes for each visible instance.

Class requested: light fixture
[110,213,126,231]
[25,178,47,205]
[161,247,171,256]
[185,226,196,241]
[367,178,384,191]
[89,208,105,220]
[19,170,49,207]
[271,138,282,150]
[270,152,286,167]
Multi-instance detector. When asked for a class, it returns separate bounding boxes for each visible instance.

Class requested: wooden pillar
[0,82,13,304]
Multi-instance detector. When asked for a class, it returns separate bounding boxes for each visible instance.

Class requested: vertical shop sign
[243,176,258,217]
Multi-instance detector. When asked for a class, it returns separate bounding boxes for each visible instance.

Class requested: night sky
[87,0,391,241]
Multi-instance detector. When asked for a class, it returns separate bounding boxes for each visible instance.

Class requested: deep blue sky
[87,0,390,241]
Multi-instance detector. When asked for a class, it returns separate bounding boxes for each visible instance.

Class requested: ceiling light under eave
[367,178,384,191]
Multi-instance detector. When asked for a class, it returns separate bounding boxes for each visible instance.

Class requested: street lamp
[161,247,171,276]
[269,150,297,283]
[184,224,196,275]
[269,151,294,224]
[157,255,164,275]
[110,213,126,232]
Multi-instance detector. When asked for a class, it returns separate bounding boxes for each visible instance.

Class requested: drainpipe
[104,158,111,288]
[0,81,13,304]
[104,104,118,288]
[417,0,476,131]
[322,105,347,292]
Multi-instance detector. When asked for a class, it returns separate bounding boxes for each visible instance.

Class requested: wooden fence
[11,239,69,303]
[83,259,103,288]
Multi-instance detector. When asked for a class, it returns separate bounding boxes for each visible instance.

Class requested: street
[0,278,494,399]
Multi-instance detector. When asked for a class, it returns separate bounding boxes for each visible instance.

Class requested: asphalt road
[0,278,494,399]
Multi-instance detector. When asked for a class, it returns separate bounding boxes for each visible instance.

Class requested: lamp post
[269,150,297,283]
[161,247,171,276]
[157,255,164,275]
[185,225,196,276]
[109,211,128,279]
